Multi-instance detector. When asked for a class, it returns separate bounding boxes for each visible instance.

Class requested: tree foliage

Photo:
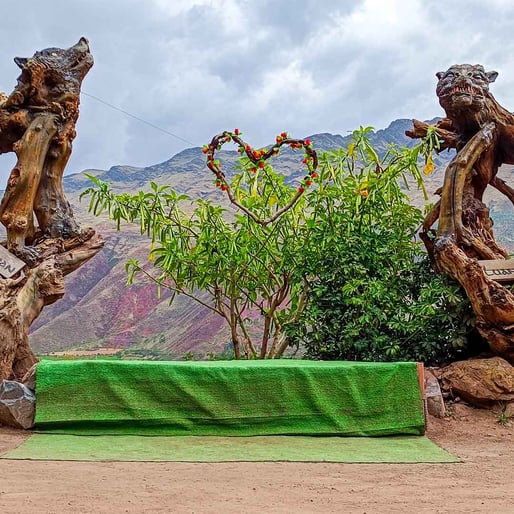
[82,127,473,364]
[82,130,316,359]
[287,128,474,365]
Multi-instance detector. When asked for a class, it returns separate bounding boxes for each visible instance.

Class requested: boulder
[425,370,445,418]
[440,357,514,407]
[450,402,476,419]
[0,380,36,429]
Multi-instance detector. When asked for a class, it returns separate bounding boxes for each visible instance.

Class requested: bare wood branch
[405,118,460,150]
[438,122,497,239]
[205,131,317,226]
[491,175,514,207]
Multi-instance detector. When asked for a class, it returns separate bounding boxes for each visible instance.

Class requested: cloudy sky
[1,0,514,180]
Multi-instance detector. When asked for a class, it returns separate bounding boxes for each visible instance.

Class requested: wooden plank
[478,259,514,282]
[0,245,26,278]
[417,362,427,423]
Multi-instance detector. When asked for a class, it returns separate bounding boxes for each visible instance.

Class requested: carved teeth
[448,85,479,95]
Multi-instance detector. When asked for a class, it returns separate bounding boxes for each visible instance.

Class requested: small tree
[82,130,317,359]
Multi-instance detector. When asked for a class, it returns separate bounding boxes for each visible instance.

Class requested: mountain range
[28,119,514,358]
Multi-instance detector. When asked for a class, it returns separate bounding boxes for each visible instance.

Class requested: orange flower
[423,161,435,175]
[423,156,435,175]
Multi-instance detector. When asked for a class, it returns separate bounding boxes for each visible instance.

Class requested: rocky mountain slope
[28,120,514,357]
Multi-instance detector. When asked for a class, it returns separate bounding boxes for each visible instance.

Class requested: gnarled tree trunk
[408,64,514,364]
[0,39,103,381]
[0,232,104,380]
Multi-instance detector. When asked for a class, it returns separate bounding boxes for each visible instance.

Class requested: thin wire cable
[82,91,197,147]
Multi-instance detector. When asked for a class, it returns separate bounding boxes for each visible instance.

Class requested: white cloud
[333,0,426,47]
[2,0,514,182]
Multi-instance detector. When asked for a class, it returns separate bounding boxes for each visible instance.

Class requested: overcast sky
[1,0,514,180]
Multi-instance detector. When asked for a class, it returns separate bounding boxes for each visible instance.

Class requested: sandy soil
[1,405,513,514]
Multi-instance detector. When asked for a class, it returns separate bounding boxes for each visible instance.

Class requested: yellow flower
[423,157,435,175]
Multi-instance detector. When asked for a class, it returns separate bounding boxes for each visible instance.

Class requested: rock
[441,357,514,407]
[450,402,475,419]
[0,380,35,429]
[426,366,443,381]
[425,370,445,418]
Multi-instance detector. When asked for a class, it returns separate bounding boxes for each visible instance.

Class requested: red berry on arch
[221,184,228,191]
[298,186,305,193]
[258,161,265,169]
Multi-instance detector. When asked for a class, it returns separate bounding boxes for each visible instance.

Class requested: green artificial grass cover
[34,359,425,436]
[2,434,459,463]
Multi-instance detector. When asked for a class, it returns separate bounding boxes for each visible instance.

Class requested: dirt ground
[0,405,513,514]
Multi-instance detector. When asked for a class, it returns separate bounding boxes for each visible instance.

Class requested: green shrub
[286,128,474,365]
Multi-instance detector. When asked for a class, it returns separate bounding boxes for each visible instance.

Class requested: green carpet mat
[34,359,425,437]
[2,434,459,463]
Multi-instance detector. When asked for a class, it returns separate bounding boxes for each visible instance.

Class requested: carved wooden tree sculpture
[407,64,514,364]
[0,38,104,380]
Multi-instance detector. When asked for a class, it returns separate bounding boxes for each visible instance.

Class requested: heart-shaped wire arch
[204,130,319,226]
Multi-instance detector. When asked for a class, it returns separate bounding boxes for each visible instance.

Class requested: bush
[287,128,474,365]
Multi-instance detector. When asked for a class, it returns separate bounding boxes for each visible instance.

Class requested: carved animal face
[436,64,498,116]
[13,37,93,104]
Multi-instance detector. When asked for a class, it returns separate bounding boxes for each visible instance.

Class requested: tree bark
[0,39,100,380]
[410,119,514,363]
[0,232,104,381]
[0,115,58,254]
[434,238,514,363]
